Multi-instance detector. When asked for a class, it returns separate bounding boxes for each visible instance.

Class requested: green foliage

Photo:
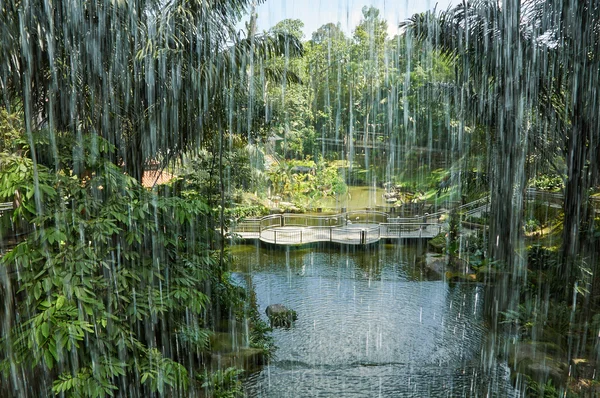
[463,233,486,269]
[428,233,447,253]
[181,137,255,206]
[267,310,298,328]
[177,325,214,352]
[527,201,562,228]
[248,314,275,359]
[225,205,269,221]
[524,218,542,233]
[200,367,244,398]
[267,159,347,207]
[270,19,305,40]
[447,209,460,254]
[529,174,565,192]
[0,112,54,222]
[501,295,572,342]
[0,129,244,396]
[527,245,559,272]
[2,0,304,182]
[500,302,539,338]
[139,349,189,394]
[524,376,560,398]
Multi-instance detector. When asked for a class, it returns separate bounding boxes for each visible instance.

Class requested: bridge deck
[232,223,444,246]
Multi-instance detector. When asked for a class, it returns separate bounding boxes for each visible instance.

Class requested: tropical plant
[1,0,303,181]
[0,126,250,396]
[200,367,245,398]
[401,1,550,269]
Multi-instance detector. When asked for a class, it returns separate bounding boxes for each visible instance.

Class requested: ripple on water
[235,246,517,397]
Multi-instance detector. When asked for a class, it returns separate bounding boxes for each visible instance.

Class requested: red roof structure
[141,169,174,188]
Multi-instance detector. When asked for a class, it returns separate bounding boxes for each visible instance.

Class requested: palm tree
[401,1,543,272]
[402,0,600,296]
[553,1,600,267]
[0,0,303,181]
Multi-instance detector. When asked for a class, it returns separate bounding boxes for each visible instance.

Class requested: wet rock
[211,348,267,372]
[508,341,567,387]
[210,332,244,353]
[449,256,473,273]
[424,253,447,276]
[569,377,600,397]
[445,271,477,283]
[266,304,297,328]
[428,233,446,253]
[570,358,597,380]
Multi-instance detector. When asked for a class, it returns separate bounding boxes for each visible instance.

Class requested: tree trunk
[560,0,599,274]
[125,131,144,183]
[487,0,525,273]
[484,0,527,339]
[561,105,592,273]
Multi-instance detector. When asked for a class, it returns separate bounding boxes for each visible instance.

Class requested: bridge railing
[363,225,381,244]
[0,202,14,217]
[269,229,302,244]
[331,227,361,244]
[234,211,389,235]
[231,218,261,233]
[257,225,385,245]
[232,209,443,238]
[261,226,339,244]
[463,204,490,219]
[525,188,563,206]
[380,223,442,238]
[282,213,345,227]
[457,197,489,212]
[259,214,282,231]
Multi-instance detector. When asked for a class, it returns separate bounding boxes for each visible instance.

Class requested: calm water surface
[231,244,517,397]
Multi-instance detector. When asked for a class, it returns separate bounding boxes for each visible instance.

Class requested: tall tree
[556,0,600,267]
[401,1,546,273]
[307,22,351,150]
[0,0,303,181]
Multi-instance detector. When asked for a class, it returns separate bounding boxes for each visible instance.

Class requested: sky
[241,0,455,39]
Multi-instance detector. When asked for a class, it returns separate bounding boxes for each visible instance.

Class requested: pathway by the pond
[232,245,518,397]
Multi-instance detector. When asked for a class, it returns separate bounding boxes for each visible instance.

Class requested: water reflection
[231,245,517,397]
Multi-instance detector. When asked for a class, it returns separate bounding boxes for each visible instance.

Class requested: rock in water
[266,304,297,328]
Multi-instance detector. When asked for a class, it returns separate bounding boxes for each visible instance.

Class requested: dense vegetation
[1,0,600,396]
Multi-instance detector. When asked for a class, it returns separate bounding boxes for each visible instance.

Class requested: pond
[318,186,387,211]
[231,244,519,397]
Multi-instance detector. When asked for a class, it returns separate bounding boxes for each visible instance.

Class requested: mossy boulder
[428,233,446,253]
[508,341,567,387]
[266,304,297,328]
[209,332,244,353]
[210,348,267,372]
[424,253,447,276]
[570,358,597,380]
[445,271,477,283]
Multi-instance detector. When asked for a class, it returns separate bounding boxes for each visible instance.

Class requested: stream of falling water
[3,0,600,396]
[232,245,519,397]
